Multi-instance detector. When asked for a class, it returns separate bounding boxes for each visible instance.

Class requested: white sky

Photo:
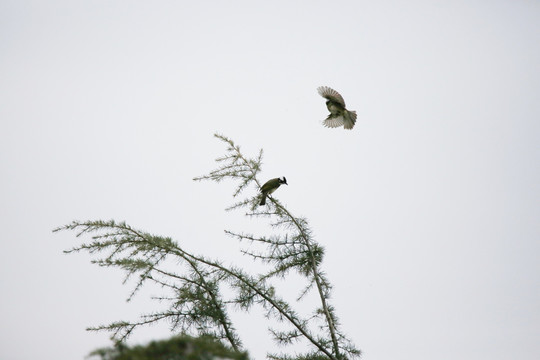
[1,1,539,359]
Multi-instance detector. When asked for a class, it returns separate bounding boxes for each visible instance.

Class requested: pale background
[1,1,539,359]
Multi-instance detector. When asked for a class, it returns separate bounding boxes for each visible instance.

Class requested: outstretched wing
[323,115,345,128]
[317,86,346,107]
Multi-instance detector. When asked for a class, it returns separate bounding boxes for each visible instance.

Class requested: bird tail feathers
[343,110,357,130]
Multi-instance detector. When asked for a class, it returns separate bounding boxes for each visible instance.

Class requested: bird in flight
[259,177,287,206]
[317,86,357,130]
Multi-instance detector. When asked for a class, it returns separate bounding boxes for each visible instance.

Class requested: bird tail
[259,195,266,206]
[343,110,357,130]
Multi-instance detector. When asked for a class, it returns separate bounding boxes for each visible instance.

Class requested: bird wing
[323,115,345,128]
[317,86,346,107]
[260,178,280,193]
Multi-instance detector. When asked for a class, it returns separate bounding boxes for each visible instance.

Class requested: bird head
[280,177,288,185]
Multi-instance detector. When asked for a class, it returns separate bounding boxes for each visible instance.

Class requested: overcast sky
[1,1,539,359]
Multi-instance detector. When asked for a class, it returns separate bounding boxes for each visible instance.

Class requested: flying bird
[317,86,357,130]
[259,177,287,206]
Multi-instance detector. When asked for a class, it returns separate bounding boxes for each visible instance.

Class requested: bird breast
[326,101,342,115]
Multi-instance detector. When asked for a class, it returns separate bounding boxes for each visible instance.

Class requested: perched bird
[317,86,357,130]
[259,177,287,206]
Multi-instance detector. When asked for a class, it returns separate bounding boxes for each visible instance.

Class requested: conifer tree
[55,134,360,360]
[88,334,249,360]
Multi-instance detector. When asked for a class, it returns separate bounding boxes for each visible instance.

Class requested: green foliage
[88,334,249,360]
[55,134,360,360]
